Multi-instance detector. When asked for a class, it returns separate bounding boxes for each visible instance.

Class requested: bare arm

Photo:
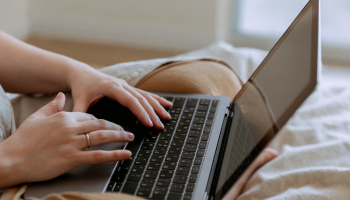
[0,30,89,94]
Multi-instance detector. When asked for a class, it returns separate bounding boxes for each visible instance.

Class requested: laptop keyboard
[106,97,220,200]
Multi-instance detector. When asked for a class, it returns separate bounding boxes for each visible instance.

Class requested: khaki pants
[2,60,242,200]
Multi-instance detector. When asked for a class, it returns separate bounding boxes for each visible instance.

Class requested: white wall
[0,0,29,39]
[28,0,219,51]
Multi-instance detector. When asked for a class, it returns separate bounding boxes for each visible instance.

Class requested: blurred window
[231,0,350,60]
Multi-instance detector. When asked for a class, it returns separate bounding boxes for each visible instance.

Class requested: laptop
[25,0,321,199]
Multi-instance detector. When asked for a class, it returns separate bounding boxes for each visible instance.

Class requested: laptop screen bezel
[210,0,320,199]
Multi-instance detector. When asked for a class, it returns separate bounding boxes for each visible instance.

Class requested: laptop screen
[214,0,320,198]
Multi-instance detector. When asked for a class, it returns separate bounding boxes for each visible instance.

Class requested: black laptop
[25,0,321,199]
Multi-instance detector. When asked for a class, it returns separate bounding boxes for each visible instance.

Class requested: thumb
[29,92,66,120]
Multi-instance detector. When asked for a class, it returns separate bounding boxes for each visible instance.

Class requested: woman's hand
[68,66,172,130]
[222,148,278,200]
[0,93,134,189]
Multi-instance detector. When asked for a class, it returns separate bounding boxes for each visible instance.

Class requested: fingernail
[157,120,164,129]
[127,132,134,140]
[125,150,132,158]
[147,117,153,126]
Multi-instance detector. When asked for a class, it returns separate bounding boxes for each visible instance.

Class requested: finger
[74,119,124,135]
[78,130,134,148]
[222,148,278,200]
[137,89,171,120]
[106,84,153,127]
[135,88,173,108]
[124,85,164,129]
[29,92,66,120]
[69,112,97,122]
[78,150,132,165]
[72,97,90,113]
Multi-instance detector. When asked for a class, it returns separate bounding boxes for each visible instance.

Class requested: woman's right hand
[0,93,134,189]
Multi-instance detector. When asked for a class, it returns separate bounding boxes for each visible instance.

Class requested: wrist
[65,59,97,90]
[0,140,24,189]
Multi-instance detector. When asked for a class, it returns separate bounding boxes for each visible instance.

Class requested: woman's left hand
[69,66,172,130]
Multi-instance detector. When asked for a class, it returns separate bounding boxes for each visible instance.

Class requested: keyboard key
[141,143,155,150]
[190,124,204,131]
[183,107,195,113]
[159,170,174,178]
[137,187,152,197]
[151,155,165,163]
[203,126,211,133]
[201,133,210,141]
[156,178,171,187]
[183,144,197,152]
[186,183,195,192]
[179,158,193,167]
[167,193,182,200]
[138,150,152,158]
[193,117,205,124]
[194,157,203,165]
[186,137,199,145]
[178,119,191,126]
[209,106,217,113]
[154,147,167,155]
[165,154,180,162]
[164,96,174,102]
[171,140,185,147]
[173,132,187,140]
[207,113,215,119]
[170,107,182,114]
[197,105,209,111]
[183,193,192,200]
[140,179,155,187]
[173,175,187,184]
[156,140,170,148]
[111,174,126,182]
[144,170,158,179]
[162,162,177,170]
[145,135,158,143]
[113,182,122,192]
[197,149,205,157]
[122,182,138,195]
[106,182,115,191]
[152,196,166,200]
[147,163,162,171]
[199,99,210,105]
[205,120,213,126]
[131,165,146,173]
[134,158,148,165]
[170,183,185,193]
[212,100,219,106]
[186,98,198,107]
[162,126,175,134]
[119,157,134,166]
[176,167,190,176]
[173,98,185,107]
[153,187,168,196]
[176,126,189,133]
[198,141,207,149]
[170,113,179,120]
[116,166,131,174]
[159,133,172,141]
[191,166,200,174]
[169,119,178,126]
[168,147,182,155]
[195,111,207,118]
[127,173,142,182]
[189,174,198,183]
[188,130,201,137]
[181,152,196,160]
[181,113,193,120]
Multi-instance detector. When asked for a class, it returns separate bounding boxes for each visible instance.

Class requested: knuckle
[127,96,139,105]
[112,151,121,159]
[93,151,104,162]
[88,114,96,120]
[61,125,75,134]
[137,96,147,104]
[119,131,128,140]
[56,111,68,119]
[98,119,108,129]
[96,130,106,141]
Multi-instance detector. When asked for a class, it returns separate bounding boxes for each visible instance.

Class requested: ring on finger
[85,133,91,148]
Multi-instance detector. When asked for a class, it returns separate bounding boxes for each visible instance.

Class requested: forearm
[0,30,95,94]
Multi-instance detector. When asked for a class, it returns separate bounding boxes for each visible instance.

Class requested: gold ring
[85,133,91,148]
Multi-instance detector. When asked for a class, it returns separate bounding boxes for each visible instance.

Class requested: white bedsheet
[239,83,350,199]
